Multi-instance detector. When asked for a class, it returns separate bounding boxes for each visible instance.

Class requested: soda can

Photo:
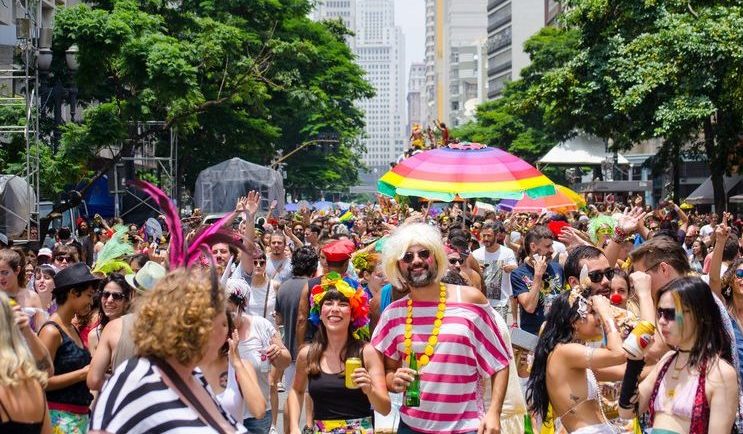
[622,320,655,360]
[345,357,362,389]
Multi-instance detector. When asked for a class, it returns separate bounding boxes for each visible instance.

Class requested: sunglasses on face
[54,255,72,262]
[101,291,126,302]
[401,249,431,263]
[657,307,679,322]
[587,268,615,283]
[448,258,462,265]
[254,259,266,266]
[735,269,743,279]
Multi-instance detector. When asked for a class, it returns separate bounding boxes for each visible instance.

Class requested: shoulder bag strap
[150,357,230,434]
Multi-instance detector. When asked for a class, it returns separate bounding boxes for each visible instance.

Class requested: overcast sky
[394,0,425,85]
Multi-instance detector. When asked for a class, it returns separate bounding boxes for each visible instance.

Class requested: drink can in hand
[345,357,362,389]
[622,320,655,360]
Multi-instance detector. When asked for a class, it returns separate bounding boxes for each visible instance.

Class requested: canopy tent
[0,175,36,238]
[194,158,285,214]
[685,176,743,205]
[538,134,629,165]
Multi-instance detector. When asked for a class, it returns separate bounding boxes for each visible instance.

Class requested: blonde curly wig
[133,268,224,365]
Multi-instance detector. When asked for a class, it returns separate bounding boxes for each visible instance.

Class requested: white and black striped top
[90,357,248,433]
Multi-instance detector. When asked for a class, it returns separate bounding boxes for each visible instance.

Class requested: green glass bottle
[405,355,420,407]
[523,414,534,434]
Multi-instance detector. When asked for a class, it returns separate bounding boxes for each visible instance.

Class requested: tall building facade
[424,0,488,128]
[310,0,357,47]
[311,0,405,171]
[485,0,545,99]
[354,0,406,170]
[407,62,426,133]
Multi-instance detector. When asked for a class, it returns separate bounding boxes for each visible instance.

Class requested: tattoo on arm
[36,358,50,372]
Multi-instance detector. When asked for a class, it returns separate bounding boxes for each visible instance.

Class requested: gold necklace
[404,283,447,370]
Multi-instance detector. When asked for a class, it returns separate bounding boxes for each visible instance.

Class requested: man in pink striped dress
[372,223,511,434]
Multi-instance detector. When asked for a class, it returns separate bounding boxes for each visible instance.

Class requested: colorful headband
[351,253,372,274]
[309,272,370,340]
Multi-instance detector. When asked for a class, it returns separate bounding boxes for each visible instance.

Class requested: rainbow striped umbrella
[378,143,555,201]
[498,185,586,212]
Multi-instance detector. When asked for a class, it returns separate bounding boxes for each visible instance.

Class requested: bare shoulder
[708,357,737,383]
[296,345,310,363]
[443,283,487,304]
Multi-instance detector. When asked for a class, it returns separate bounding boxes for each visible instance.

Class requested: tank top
[308,370,373,421]
[41,321,93,408]
[112,314,137,370]
[0,391,44,434]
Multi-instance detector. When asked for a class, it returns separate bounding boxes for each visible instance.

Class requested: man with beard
[472,221,517,319]
[266,232,292,284]
[563,245,613,298]
[510,225,563,335]
[372,223,510,434]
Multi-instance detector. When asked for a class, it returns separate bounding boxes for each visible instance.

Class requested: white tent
[685,175,743,205]
[0,175,36,238]
[194,158,285,214]
[538,134,629,165]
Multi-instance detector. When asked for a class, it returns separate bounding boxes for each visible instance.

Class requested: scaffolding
[0,0,41,242]
[110,121,178,219]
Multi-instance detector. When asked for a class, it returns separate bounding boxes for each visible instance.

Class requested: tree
[28,0,372,202]
[538,1,743,212]
[453,26,581,163]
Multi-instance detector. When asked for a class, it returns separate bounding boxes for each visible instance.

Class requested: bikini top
[649,352,709,433]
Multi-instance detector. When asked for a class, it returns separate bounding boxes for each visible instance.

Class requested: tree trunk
[672,141,681,203]
[703,116,726,215]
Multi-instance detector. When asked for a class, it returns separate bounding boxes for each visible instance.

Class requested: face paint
[672,291,684,328]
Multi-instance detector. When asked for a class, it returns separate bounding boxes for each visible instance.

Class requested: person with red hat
[297,239,361,348]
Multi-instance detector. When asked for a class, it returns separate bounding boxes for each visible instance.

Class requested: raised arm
[238,192,260,276]
[708,213,730,300]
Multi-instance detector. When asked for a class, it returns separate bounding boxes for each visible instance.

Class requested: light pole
[36,44,79,151]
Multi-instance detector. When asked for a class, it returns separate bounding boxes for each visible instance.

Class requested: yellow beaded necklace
[404,283,447,369]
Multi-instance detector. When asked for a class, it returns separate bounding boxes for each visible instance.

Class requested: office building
[486,0,545,99]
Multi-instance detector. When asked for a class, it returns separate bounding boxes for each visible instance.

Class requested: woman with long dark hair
[86,273,133,355]
[622,277,739,433]
[526,290,626,433]
[286,274,389,433]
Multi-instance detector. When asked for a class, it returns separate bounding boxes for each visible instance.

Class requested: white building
[486,0,546,99]
[310,0,357,48]
[407,62,426,133]
[354,0,406,170]
[424,0,488,128]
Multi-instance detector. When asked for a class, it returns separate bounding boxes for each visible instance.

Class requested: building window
[487,48,511,76]
[487,3,511,32]
[487,26,512,55]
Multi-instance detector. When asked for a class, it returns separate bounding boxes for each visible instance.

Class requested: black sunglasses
[401,249,431,263]
[54,255,72,262]
[101,291,126,302]
[448,258,462,265]
[587,268,615,283]
[657,307,677,322]
[254,259,266,266]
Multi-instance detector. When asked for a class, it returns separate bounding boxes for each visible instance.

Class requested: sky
[394,0,426,85]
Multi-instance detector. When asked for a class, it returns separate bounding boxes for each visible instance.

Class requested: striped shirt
[372,298,511,433]
[89,358,248,434]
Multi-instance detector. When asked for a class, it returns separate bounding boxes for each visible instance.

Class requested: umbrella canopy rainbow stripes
[498,185,586,212]
[378,143,556,202]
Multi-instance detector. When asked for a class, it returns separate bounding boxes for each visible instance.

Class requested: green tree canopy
[6,0,373,201]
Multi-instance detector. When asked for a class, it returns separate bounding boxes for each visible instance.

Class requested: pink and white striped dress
[372,297,511,433]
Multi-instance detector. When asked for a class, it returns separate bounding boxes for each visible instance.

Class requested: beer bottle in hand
[405,355,420,407]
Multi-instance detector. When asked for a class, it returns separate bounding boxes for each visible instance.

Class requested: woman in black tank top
[0,293,50,434]
[285,278,390,433]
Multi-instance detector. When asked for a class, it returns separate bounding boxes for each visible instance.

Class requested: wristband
[612,226,628,244]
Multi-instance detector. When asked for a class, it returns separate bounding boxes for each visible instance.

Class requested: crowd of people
[1,186,743,434]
